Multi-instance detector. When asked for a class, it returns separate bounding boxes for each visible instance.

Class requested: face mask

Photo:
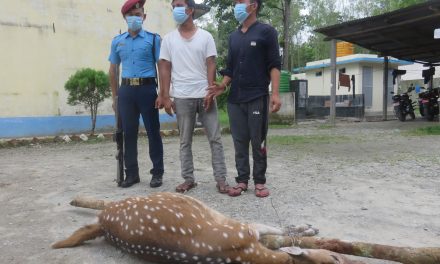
[234,3,250,24]
[126,16,143,31]
[173,7,189,24]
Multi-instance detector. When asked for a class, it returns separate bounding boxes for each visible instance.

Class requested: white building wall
[0,0,175,118]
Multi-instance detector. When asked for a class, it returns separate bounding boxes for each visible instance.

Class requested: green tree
[64,68,111,135]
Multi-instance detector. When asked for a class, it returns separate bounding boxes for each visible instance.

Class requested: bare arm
[109,63,120,111]
[206,56,216,86]
[157,59,174,115]
[109,63,120,97]
[158,59,171,98]
[269,68,281,113]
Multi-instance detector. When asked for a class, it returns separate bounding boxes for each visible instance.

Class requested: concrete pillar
[330,39,337,125]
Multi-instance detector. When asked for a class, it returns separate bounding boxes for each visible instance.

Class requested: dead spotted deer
[53,192,363,264]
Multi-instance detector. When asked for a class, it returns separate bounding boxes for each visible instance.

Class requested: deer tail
[52,223,104,249]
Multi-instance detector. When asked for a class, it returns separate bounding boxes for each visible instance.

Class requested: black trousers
[118,83,164,178]
[227,96,269,184]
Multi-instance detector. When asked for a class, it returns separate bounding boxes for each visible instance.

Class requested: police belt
[121,77,156,86]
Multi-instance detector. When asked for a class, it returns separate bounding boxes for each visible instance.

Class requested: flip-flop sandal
[228,183,248,197]
[255,184,270,198]
[175,182,197,193]
[216,181,230,194]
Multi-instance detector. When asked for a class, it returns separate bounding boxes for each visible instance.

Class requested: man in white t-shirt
[156,0,230,194]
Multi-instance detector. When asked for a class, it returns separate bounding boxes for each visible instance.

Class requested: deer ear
[279,246,306,256]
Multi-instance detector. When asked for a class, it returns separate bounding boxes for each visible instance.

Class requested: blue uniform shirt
[108,30,161,78]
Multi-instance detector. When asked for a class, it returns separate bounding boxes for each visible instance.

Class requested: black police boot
[120,175,140,188]
[150,176,162,188]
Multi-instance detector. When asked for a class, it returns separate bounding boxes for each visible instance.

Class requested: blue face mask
[126,16,143,31]
[234,3,250,24]
[173,7,189,24]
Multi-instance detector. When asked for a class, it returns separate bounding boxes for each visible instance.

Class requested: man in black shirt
[207,0,281,198]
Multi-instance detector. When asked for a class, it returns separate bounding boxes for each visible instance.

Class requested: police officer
[108,0,164,188]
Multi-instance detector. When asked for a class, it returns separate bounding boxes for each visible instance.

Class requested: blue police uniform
[109,29,164,182]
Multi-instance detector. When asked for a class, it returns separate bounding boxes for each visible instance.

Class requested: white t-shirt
[159,28,217,98]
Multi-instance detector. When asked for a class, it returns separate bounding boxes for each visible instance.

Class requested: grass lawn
[406,125,440,136]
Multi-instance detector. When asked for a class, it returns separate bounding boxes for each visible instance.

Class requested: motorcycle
[391,87,416,121]
[418,87,439,121]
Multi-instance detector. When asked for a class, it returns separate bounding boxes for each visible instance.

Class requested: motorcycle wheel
[424,107,434,121]
[395,108,406,121]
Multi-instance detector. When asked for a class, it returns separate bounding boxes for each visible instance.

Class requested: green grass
[218,110,230,127]
[268,124,294,129]
[406,125,440,136]
[268,135,349,145]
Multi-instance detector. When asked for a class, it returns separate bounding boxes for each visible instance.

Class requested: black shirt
[223,21,281,103]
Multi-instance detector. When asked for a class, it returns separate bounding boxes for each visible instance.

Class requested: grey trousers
[174,98,227,183]
[227,95,269,184]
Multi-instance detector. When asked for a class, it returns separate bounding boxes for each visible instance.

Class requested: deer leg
[52,224,104,249]
[250,223,284,237]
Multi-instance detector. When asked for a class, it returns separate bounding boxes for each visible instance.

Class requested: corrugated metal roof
[315,0,440,64]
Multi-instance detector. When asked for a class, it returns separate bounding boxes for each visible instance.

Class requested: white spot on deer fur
[197,224,202,229]
[235,256,241,261]
[272,255,277,259]
[180,227,186,235]
[193,256,199,260]
[144,205,149,210]
[160,225,166,231]
[222,232,228,238]
[135,211,138,216]
[238,232,244,239]
[146,214,151,219]
[226,258,231,263]
[171,226,176,232]
[130,230,134,235]
[153,218,159,224]
[125,225,128,230]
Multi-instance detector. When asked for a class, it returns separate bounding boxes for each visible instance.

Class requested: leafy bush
[64,68,111,134]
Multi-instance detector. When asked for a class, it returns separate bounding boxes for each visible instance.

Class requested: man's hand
[270,93,281,113]
[204,82,225,111]
[156,95,175,116]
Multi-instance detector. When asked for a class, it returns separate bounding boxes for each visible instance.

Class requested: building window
[315,71,322,76]
[339,68,346,74]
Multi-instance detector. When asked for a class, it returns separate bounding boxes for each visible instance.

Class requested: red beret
[121,0,146,16]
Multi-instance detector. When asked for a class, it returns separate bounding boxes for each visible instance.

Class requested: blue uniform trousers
[118,83,164,178]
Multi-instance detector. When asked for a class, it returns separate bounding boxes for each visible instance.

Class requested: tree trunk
[282,0,291,71]
[89,102,97,135]
[260,235,440,264]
